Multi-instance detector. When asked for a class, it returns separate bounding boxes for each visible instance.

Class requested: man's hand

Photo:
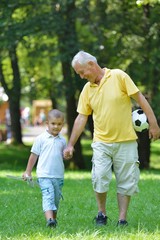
[63,146,74,160]
[149,124,160,141]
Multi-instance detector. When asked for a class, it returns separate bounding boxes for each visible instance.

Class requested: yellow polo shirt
[77,68,139,143]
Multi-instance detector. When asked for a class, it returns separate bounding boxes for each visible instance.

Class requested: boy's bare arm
[22,153,38,180]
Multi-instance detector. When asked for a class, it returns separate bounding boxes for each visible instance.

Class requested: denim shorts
[91,141,140,196]
[38,178,64,212]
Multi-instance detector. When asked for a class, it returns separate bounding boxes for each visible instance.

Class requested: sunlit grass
[0,170,160,240]
[0,138,160,239]
[150,140,160,169]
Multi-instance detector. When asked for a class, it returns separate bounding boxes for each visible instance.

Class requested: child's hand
[63,146,74,160]
[22,172,32,181]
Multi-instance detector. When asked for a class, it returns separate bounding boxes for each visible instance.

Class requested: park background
[0,0,160,169]
[0,0,160,239]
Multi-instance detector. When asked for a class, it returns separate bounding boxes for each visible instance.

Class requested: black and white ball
[132,109,149,132]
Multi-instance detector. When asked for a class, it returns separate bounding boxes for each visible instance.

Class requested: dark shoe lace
[93,211,108,226]
[117,219,128,227]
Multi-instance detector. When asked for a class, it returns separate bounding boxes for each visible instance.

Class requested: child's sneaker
[46,218,57,228]
[94,211,108,226]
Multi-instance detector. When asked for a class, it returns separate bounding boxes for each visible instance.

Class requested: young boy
[22,109,66,228]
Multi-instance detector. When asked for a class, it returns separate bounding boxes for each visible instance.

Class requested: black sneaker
[46,218,57,228]
[117,219,128,227]
[94,211,108,226]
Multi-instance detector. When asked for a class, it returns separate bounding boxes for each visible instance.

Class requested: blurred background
[0,0,160,170]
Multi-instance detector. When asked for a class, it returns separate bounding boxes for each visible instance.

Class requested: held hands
[63,146,74,160]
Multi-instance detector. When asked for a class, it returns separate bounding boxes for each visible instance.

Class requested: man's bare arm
[64,113,88,158]
[131,91,160,140]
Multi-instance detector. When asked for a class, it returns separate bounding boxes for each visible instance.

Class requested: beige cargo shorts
[91,141,140,196]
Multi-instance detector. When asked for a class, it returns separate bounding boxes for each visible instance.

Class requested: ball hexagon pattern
[132,109,149,132]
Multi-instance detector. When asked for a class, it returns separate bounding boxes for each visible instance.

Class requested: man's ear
[88,61,94,66]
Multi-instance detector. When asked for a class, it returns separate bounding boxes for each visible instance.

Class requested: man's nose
[80,74,84,79]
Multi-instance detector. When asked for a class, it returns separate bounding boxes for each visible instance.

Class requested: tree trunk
[9,99,22,144]
[61,62,85,169]
[135,4,151,169]
[0,54,22,144]
[8,46,22,144]
[137,131,150,169]
[66,94,84,169]
[52,0,85,169]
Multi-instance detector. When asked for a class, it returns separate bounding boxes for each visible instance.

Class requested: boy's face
[47,117,64,136]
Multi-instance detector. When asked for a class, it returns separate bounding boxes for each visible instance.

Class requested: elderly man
[64,51,160,226]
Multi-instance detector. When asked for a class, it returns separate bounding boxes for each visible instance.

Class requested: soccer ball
[132,109,149,132]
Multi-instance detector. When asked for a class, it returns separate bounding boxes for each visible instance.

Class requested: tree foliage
[0,0,160,168]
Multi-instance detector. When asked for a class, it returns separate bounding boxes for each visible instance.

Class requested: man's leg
[95,191,107,215]
[117,193,130,220]
[94,191,108,225]
[114,141,139,226]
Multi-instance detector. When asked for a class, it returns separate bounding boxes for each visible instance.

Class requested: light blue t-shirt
[31,130,66,178]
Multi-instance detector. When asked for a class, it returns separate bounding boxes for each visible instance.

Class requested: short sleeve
[77,84,92,115]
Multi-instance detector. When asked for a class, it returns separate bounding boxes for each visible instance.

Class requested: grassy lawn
[150,140,160,169]
[0,140,160,239]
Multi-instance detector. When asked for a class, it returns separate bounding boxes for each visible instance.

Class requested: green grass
[0,143,30,171]
[0,170,160,239]
[150,140,160,169]
[0,140,160,239]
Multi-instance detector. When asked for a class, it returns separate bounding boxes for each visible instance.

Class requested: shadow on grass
[0,143,31,171]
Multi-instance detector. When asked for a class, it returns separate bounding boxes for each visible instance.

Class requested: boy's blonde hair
[48,109,64,121]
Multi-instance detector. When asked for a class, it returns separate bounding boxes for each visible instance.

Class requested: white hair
[71,51,97,68]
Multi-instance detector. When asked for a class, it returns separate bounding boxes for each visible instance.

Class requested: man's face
[74,62,96,84]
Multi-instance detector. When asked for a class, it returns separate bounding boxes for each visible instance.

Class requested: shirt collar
[90,68,111,87]
[45,129,60,139]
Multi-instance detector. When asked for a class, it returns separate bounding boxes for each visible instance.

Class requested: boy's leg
[44,210,56,220]
[38,178,57,227]
[54,178,64,210]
